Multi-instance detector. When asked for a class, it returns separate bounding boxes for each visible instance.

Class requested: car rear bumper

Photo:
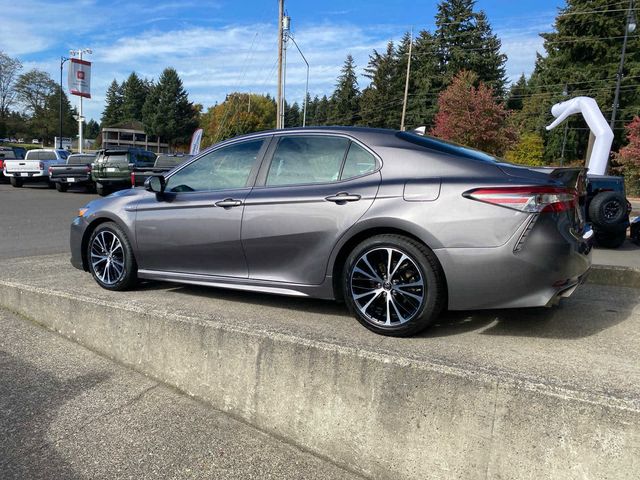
[434,214,592,310]
[53,175,92,185]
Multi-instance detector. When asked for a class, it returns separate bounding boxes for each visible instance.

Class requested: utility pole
[610,0,636,130]
[276,0,284,129]
[400,30,413,131]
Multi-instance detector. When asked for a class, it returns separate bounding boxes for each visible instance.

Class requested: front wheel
[343,234,446,336]
[95,183,109,196]
[87,222,138,290]
[9,177,23,188]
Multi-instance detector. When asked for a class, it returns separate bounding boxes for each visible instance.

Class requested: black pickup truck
[130,154,192,187]
[49,153,96,192]
[586,175,632,248]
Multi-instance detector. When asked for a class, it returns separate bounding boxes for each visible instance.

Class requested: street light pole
[287,34,309,127]
[610,0,637,130]
[59,56,69,150]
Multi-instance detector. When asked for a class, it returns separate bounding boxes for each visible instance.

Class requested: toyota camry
[70,127,592,336]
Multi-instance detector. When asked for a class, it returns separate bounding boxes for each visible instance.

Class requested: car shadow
[426,300,634,340]
[138,281,633,340]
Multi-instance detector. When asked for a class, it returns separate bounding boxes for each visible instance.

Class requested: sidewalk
[0,308,362,480]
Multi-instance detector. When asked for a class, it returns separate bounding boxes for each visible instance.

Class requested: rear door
[135,138,269,277]
[242,134,381,285]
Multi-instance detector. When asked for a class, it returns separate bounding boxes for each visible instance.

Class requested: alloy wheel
[349,247,425,327]
[90,230,125,286]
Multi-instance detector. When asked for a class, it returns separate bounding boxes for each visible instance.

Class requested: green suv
[92,148,156,196]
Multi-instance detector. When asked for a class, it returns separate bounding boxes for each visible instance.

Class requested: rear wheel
[47,181,55,189]
[9,177,23,188]
[87,222,137,291]
[55,182,68,192]
[343,234,446,336]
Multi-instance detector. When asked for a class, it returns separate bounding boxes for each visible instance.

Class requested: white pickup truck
[3,149,69,187]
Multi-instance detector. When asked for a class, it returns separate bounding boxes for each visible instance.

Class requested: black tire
[47,181,56,189]
[595,230,627,249]
[87,222,137,291]
[10,177,23,187]
[95,183,109,196]
[55,182,68,192]
[86,183,96,193]
[589,192,627,228]
[342,234,446,337]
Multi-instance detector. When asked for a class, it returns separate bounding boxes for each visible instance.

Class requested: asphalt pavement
[0,307,363,480]
[0,182,98,260]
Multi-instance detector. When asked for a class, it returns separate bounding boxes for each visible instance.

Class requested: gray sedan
[70,127,591,336]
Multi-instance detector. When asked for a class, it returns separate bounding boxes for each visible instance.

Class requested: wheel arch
[329,224,448,303]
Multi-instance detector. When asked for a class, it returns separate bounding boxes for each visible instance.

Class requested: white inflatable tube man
[545,96,613,176]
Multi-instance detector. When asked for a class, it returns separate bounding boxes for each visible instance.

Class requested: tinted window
[266,136,349,186]
[68,154,95,164]
[39,151,57,160]
[341,142,376,179]
[166,140,263,193]
[26,151,39,160]
[396,131,500,163]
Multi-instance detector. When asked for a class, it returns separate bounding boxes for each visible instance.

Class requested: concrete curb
[1,280,639,479]
[588,265,640,289]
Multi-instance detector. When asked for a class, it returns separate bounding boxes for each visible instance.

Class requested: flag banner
[68,58,91,98]
[189,128,204,155]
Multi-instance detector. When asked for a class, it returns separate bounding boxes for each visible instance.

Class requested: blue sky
[3,0,565,122]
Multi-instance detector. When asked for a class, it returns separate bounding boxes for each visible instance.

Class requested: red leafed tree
[613,116,640,196]
[430,70,516,156]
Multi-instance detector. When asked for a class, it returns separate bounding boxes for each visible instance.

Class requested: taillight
[85,165,91,172]
[131,172,135,188]
[48,166,53,175]
[463,186,577,213]
[39,161,44,170]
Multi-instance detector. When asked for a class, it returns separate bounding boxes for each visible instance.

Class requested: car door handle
[215,198,243,208]
[325,192,361,203]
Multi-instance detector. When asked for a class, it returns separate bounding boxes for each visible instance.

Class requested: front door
[135,138,268,277]
[242,134,381,285]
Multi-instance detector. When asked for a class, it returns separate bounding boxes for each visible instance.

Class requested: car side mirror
[145,175,166,193]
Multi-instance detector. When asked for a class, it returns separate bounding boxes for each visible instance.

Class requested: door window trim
[254,132,381,189]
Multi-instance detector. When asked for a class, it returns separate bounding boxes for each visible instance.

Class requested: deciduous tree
[430,70,515,155]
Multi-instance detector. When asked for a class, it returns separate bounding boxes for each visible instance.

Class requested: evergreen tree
[434,0,507,94]
[142,67,198,147]
[85,119,101,139]
[328,54,360,125]
[121,72,149,122]
[360,41,399,128]
[284,101,301,127]
[410,30,442,128]
[101,79,124,127]
[315,95,330,125]
[506,74,528,111]
[531,0,640,149]
[203,92,276,143]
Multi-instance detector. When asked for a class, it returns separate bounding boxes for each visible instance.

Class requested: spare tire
[589,191,627,228]
[595,230,627,249]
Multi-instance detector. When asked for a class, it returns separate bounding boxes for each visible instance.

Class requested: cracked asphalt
[0,308,363,479]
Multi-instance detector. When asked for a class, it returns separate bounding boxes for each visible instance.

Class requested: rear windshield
[396,131,500,163]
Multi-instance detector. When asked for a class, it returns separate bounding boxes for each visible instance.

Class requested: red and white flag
[68,58,92,98]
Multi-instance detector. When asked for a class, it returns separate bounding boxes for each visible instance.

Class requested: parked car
[584,175,632,248]
[91,148,156,196]
[70,127,592,336]
[3,148,69,187]
[49,153,96,192]
[130,154,193,187]
[630,216,640,245]
[0,147,19,181]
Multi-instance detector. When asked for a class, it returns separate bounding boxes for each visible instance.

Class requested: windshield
[396,131,500,164]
